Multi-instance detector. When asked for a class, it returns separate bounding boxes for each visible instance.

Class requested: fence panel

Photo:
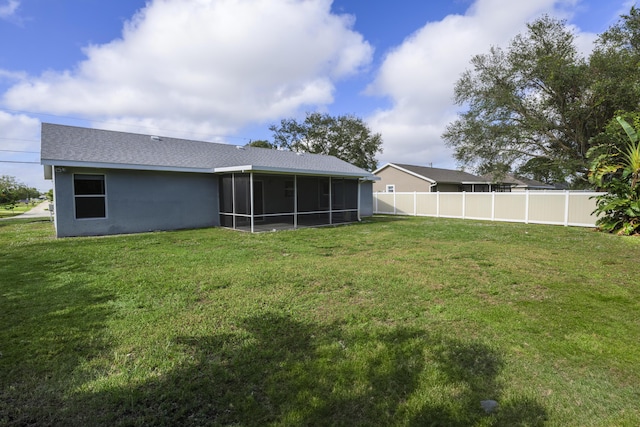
[528,192,565,225]
[438,193,463,218]
[373,191,601,227]
[568,193,600,226]
[375,192,396,214]
[465,193,493,220]
[416,193,438,216]
[494,193,526,222]
[395,193,415,215]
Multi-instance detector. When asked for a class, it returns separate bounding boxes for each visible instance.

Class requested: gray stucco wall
[53,167,219,237]
[359,181,373,217]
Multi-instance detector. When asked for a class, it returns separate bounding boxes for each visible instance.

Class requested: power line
[0,136,39,143]
[0,149,40,154]
[0,160,40,164]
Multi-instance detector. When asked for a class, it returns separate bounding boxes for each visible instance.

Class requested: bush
[588,115,640,235]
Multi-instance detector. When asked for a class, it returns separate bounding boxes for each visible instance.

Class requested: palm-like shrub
[588,116,640,235]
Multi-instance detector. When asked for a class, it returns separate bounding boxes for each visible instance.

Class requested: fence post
[525,190,530,224]
[414,192,417,216]
[436,192,440,217]
[462,191,466,219]
[393,191,397,215]
[564,190,570,226]
[491,192,495,221]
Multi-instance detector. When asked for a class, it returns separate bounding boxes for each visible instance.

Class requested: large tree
[443,10,640,187]
[589,6,640,124]
[269,112,383,171]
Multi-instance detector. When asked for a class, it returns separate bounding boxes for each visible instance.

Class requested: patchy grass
[0,216,638,426]
[0,202,35,218]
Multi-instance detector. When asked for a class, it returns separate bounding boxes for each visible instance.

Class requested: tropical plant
[588,116,640,235]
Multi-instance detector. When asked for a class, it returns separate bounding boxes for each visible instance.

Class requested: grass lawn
[0,202,36,218]
[1,216,639,426]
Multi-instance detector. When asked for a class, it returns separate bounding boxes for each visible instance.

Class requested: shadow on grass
[0,244,114,426]
[66,312,547,426]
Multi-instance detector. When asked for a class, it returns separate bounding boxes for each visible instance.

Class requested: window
[386,184,395,193]
[74,174,106,219]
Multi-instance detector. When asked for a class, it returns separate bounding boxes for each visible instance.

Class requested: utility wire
[0,160,40,164]
[0,136,39,143]
[0,149,40,154]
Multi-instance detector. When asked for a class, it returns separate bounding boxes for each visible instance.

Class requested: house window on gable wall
[74,174,106,219]
[386,184,395,193]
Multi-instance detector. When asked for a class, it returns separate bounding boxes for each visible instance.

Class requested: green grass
[0,202,35,218]
[1,216,639,426]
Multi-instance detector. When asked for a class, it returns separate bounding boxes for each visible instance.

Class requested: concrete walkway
[0,201,52,220]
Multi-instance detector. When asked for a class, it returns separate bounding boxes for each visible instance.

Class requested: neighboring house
[373,163,511,193]
[496,175,556,191]
[479,172,555,191]
[41,123,376,237]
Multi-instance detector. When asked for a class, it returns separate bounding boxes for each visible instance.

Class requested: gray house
[41,123,376,237]
[480,174,555,191]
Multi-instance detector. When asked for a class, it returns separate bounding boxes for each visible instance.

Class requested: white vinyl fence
[374,191,601,227]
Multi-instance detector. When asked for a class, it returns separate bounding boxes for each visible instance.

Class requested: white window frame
[386,184,395,193]
[73,173,107,220]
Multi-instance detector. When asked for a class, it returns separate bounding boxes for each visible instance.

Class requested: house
[41,123,376,237]
[506,176,556,191]
[484,174,555,191]
[373,163,512,193]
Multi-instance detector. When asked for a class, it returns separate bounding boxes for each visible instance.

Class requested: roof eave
[213,165,374,178]
[41,159,213,174]
[376,163,437,184]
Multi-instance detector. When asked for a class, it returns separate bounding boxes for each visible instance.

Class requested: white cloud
[2,0,372,139]
[367,0,598,170]
[0,111,48,191]
[0,0,19,20]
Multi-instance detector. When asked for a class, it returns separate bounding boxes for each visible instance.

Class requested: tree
[0,175,21,205]
[269,112,383,171]
[443,10,640,187]
[590,6,640,124]
[588,115,640,235]
[0,175,40,205]
[245,139,275,149]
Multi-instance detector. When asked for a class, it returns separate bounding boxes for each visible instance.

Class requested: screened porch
[218,173,361,232]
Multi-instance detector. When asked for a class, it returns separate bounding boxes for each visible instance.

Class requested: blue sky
[0,0,633,190]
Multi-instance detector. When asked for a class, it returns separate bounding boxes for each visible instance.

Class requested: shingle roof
[385,163,490,184]
[41,123,373,178]
[479,173,555,189]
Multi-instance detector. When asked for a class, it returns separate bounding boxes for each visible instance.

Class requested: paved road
[0,201,52,221]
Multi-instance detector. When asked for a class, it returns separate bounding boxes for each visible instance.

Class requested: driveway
[0,201,52,221]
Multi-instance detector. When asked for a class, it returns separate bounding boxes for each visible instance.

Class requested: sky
[0,0,634,191]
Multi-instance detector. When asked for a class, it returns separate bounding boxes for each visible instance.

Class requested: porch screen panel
[219,174,233,213]
[254,174,294,214]
[344,179,358,209]
[332,178,358,224]
[234,174,250,215]
[297,176,330,212]
[331,178,358,209]
[297,212,330,227]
